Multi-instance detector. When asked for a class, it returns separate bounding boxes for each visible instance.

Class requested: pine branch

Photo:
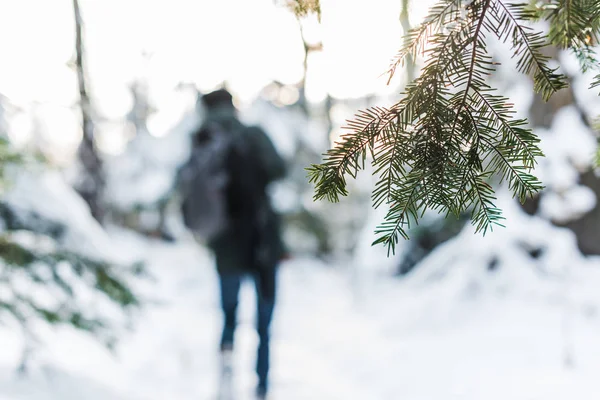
[526,0,600,49]
[372,118,408,208]
[467,170,504,233]
[450,0,491,141]
[592,73,600,89]
[521,0,600,87]
[372,170,425,254]
[463,102,536,202]
[489,1,568,100]
[386,0,463,83]
[469,88,543,167]
[308,106,401,202]
[310,0,589,252]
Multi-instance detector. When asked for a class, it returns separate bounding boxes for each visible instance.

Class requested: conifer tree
[0,137,142,370]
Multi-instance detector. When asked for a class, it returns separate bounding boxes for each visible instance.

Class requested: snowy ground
[2,227,600,400]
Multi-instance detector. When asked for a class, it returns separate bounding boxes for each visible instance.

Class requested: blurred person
[178,88,287,400]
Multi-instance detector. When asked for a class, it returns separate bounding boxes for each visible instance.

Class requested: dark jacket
[197,107,286,275]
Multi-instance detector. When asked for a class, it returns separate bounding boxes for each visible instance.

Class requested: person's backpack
[178,119,284,271]
[177,122,235,241]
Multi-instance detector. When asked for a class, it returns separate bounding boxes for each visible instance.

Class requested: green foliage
[0,137,22,164]
[0,138,143,359]
[0,137,22,189]
[523,0,600,74]
[0,235,143,348]
[309,0,600,253]
[592,74,600,89]
[0,238,36,265]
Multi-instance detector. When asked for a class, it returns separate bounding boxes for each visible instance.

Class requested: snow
[540,186,597,224]
[104,110,199,211]
[531,105,599,223]
[2,80,599,400]
[1,217,600,400]
[2,13,600,400]
[2,168,132,264]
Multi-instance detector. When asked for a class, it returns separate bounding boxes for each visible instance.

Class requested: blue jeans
[219,269,276,392]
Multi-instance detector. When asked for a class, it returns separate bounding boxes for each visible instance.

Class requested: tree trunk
[399,0,415,83]
[73,0,105,222]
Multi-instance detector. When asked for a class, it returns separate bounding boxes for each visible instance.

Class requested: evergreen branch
[386,0,462,83]
[0,235,142,345]
[372,171,424,254]
[450,0,491,140]
[592,73,600,89]
[446,109,507,230]
[470,88,543,167]
[477,133,541,202]
[372,121,408,208]
[309,0,577,250]
[528,0,600,49]
[437,32,476,84]
[308,106,400,202]
[550,0,589,48]
[490,1,568,100]
[467,171,504,233]
[521,0,600,76]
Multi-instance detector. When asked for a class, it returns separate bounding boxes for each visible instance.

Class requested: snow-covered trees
[0,125,142,371]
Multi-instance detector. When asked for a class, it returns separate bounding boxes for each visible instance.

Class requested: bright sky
[0,0,433,155]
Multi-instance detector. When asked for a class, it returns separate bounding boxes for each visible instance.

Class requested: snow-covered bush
[0,143,144,370]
